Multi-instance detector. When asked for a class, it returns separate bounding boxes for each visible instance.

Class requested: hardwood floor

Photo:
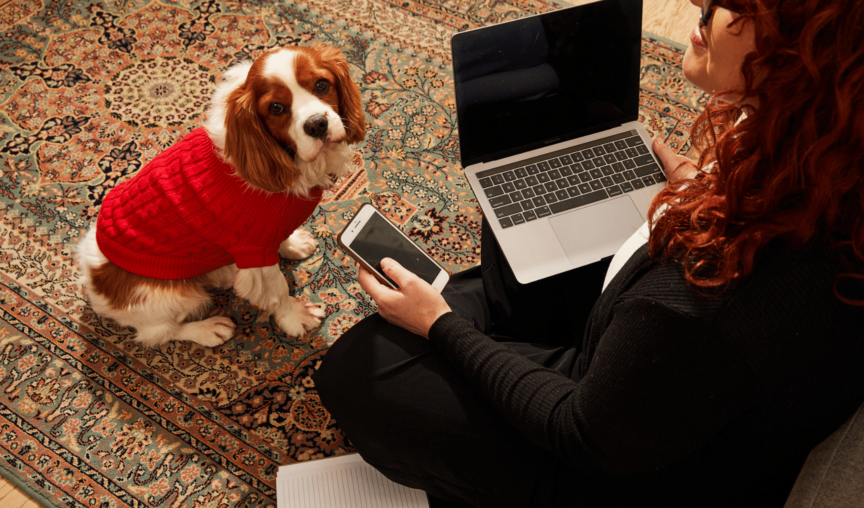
[0,1,696,506]
[643,0,700,46]
[0,476,41,508]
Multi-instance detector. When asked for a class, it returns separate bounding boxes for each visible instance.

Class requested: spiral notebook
[277,454,429,508]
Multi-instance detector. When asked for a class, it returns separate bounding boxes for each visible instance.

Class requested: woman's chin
[681,50,708,94]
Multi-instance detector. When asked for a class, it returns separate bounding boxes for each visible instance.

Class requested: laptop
[452,0,665,284]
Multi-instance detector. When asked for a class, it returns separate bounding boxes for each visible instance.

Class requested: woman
[314,0,864,506]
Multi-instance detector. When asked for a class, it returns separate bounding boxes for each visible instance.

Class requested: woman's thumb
[652,137,674,163]
[380,258,410,284]
[652,137,694,181]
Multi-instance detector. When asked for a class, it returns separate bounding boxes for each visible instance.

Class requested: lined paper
[277,454,429,508]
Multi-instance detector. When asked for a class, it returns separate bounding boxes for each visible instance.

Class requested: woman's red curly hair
[648,0,864,304]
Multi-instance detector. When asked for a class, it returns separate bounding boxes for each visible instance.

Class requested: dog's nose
[303,114,329,140]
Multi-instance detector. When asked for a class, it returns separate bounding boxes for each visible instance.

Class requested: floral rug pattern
[0,0,707,506]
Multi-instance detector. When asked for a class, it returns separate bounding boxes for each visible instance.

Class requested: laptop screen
[452,0,643,167]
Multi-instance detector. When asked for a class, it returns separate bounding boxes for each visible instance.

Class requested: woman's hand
[358,258,452,339]
[653,138,698,183]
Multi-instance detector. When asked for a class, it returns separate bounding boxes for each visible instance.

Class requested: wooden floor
[643,0,700,47]
[0,476,41,508]
[0,0,696,506]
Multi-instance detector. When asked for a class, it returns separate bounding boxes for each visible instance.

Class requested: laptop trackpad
[549,196,645,266]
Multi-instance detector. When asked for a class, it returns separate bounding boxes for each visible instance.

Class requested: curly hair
[647,0,864,304]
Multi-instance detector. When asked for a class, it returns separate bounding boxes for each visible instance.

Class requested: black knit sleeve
[427,298,761,474]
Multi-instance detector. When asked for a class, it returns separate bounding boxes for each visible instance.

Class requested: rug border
[641,29,688,50]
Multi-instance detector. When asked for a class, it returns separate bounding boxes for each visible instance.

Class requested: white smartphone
[338,203,450,292]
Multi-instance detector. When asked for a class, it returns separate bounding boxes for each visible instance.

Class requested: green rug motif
[0,0,706,506]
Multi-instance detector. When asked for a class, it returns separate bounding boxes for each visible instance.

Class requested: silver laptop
[452,0,665,284]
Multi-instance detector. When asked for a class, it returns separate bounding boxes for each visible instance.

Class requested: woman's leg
[312,219,609,506]
[313,314,558,508]
[480,219,610,348]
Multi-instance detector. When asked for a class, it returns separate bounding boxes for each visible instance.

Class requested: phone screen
[350,212,442,288]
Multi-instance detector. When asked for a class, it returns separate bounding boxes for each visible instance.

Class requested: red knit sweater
[96,128,322,279]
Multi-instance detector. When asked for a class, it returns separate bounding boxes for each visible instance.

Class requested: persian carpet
[0,0,708,506]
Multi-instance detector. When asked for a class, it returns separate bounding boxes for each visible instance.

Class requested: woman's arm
[359,257,760,474]
[428,300,760,475]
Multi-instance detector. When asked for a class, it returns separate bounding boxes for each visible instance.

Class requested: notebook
[452,0,665,283]
[276,454,429,508]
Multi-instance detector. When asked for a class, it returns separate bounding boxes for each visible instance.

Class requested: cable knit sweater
[96,128,322,279]
[429,241,864,506]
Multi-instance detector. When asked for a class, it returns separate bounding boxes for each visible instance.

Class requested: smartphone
[338,203,450,292]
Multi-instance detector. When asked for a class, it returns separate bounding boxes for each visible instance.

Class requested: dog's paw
[302,302,326,325]
[181,316,235,347]
[275,301,325,337]
[279,229,318,260]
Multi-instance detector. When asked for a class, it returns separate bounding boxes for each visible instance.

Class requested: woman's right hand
[653,138,698,183]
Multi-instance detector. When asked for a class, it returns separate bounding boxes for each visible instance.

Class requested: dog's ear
[313,44,366,145]
[224,87,300,193]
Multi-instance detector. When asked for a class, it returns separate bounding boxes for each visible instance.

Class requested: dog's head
[211,45,366,193]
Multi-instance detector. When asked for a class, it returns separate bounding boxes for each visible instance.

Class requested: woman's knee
[313,313,381,397]
[313,313,432,410]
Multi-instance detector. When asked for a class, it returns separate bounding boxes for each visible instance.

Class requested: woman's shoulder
[622,239,863,325]
[615,240,864,389]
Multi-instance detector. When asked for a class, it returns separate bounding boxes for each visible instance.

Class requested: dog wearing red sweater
[76,44,365,348]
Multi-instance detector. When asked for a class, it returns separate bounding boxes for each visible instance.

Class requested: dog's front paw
[181,316,235,347]
[279,229,318,260]
[275,300,325,337]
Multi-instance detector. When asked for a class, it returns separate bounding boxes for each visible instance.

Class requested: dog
[76,44,366,348]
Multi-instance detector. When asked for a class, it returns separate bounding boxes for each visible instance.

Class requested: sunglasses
[700,0,739,28]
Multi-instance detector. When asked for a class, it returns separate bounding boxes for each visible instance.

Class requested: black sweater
[428,241,864,506]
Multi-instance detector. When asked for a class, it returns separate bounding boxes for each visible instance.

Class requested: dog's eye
[269,103,285,115]
[314,80,330,94]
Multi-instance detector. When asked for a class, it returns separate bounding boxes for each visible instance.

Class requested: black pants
[313,220,610,507]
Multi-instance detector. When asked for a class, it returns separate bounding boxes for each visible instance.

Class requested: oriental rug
[0,0,707,506]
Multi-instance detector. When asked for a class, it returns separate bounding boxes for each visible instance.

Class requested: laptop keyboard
[476,132,666,229]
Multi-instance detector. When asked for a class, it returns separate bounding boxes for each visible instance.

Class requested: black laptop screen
[451,0,643,167]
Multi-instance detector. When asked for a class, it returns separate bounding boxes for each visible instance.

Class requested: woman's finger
[379,258,416,288]
[652,138,697,183]
[358,265,390,301]
[652,138,678,171]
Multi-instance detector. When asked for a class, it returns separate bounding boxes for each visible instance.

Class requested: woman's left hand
[653,138,698,183]
[357,258,452,339]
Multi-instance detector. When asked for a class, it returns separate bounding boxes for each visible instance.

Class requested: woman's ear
[224,87,300,193]
[314,44,366,145]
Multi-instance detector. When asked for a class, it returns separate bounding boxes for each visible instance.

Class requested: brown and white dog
[76,45,365,348]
